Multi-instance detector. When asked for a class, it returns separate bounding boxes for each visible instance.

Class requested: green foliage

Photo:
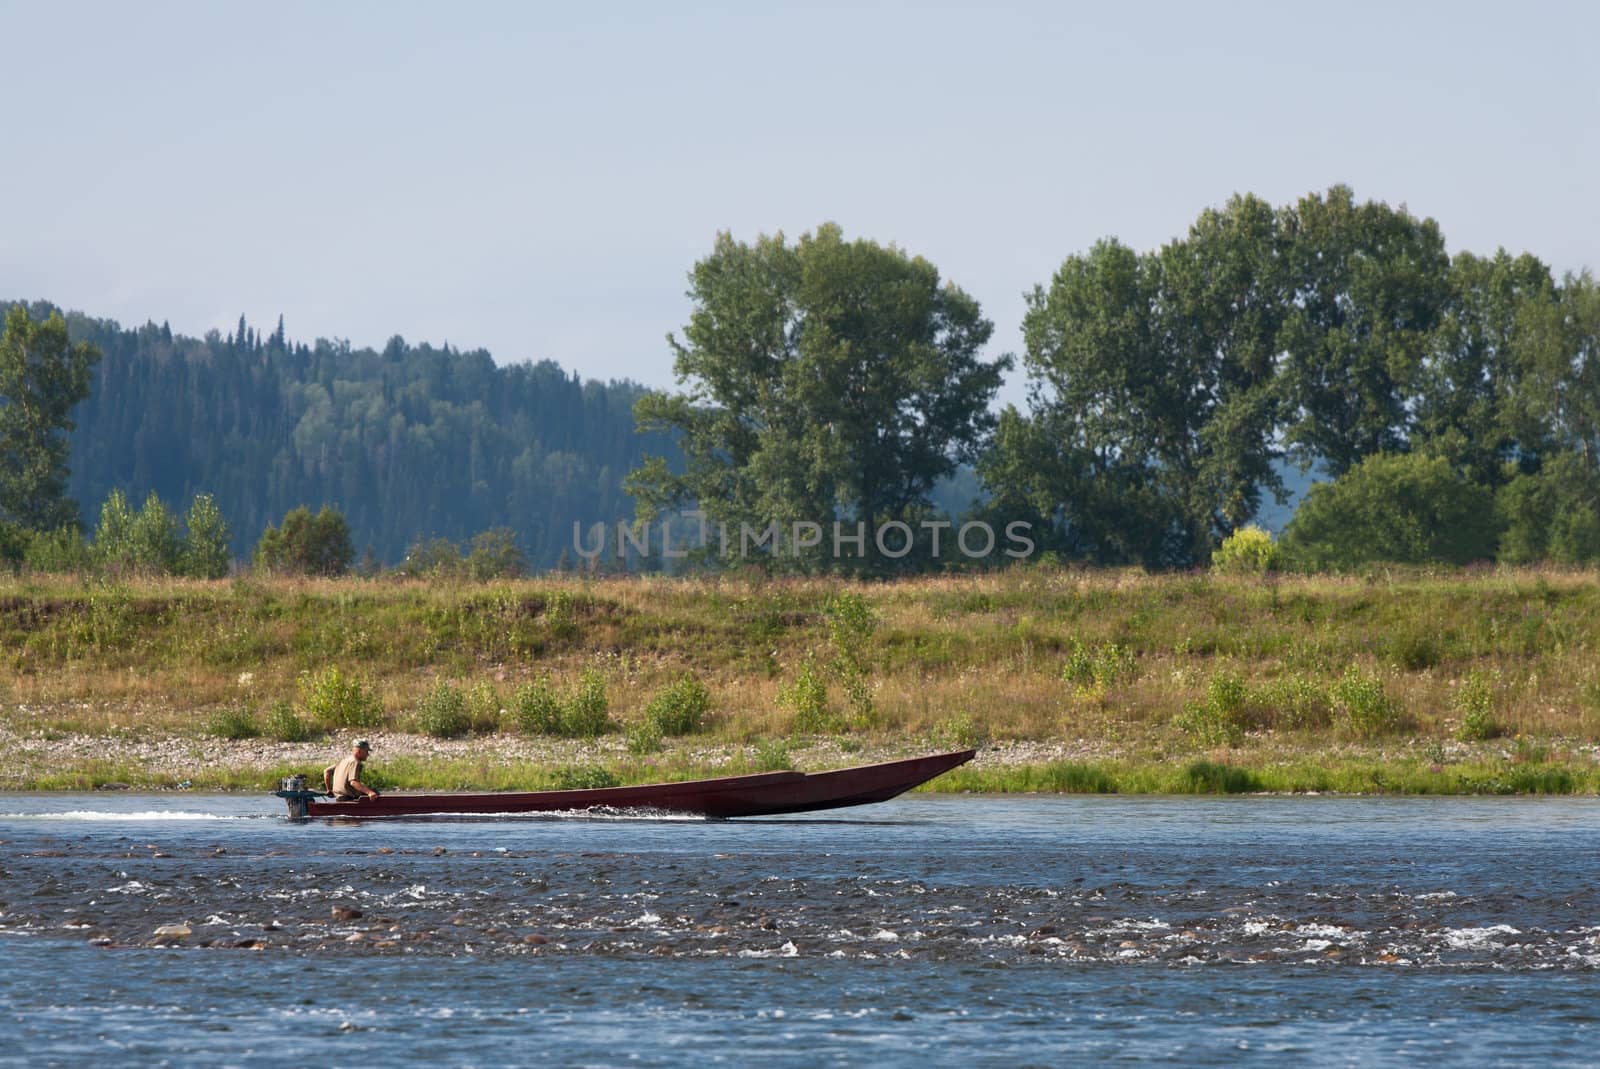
[751,737,793,771]
[552,765,620,791]
[464,680,503,733]
[933,710,989,750]
[1257,674,1327,729]
[563,667,613,738]
[1329,666,1402,738]
[127,491,181,575]
[510,676,564,735]
[1212,525,1279,574]
[298,666,384,729]
[643,674,712,736]
[627,223,1009,573]
[1061,639,1138,696]
[825,593,877,725]
[1496,453,1600,564]
[414,679,471,739]
[398,536,463,578]
[625,717,664,755]
[0,305,100,531]
[255,506,355,576]
[1281,453,1498,569]
[180,493,231,578]
[1454,669,1502,741]
[0,520,26,572]
[205,703,258,740]
[25,524,91,573]
[466,527,527,580]
[263,699,314,743]
[1175,665,1249,746]
[92,489,137,572]
[779,651,839,733]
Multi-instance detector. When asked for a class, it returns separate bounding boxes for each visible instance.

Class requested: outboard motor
[274,775,320,822]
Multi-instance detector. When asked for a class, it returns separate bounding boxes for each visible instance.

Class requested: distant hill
[8,300,674,568]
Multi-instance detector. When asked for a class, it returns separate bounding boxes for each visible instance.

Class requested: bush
[1174,665,1248,746]
[255,506,355,576]
[511,676,564,735]
[779,652,839,733]
[1062,639,1138,696]
[933,710,989,750]
[414,680,470,739]
[263,699,314,742]
[626,718,664,755]
[398,536,463,579]
[1258,674,1327,729]
[0,520,29,572]
[1280,452,1497,569]
[179,493,231,579]
[464,680,503,733]
[206,704,259,740]
[1212,525,1279,574]
[1454,669,1502,741]
[298,666,384,729]
[1329,666,1402,738]
[1497,452,1600,564]
[466,527,528,580]
[563,667,613,738]
[23,526,91,573]
[752,737,793,771]
[552,765,620,791]
[644,674,712,736]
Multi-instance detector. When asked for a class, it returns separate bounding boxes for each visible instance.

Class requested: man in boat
[322,739,381,801]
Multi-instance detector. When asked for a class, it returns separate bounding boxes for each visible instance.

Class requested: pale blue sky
[2,0,1595,406]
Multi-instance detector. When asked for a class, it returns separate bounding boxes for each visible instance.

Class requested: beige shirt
[326,755,365,799]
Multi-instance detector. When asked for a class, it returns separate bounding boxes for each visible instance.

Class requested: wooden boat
[274,749,976,821]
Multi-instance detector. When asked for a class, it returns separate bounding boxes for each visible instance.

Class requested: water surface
[2,793,1596,1066]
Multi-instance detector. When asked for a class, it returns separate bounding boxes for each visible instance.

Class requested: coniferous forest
[5,300,667,567]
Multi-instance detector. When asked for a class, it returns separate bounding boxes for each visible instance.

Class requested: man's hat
[354,739,371,751]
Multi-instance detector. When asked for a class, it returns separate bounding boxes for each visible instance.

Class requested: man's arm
[321,764,336,793]
[349,773,380,800]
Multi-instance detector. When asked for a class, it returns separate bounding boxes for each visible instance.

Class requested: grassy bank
[3,567,1599,793]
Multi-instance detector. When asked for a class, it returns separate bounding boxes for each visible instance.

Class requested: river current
[1,793,1596,1066]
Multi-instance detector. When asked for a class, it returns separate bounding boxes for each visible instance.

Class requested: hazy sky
[3,0,1595,406]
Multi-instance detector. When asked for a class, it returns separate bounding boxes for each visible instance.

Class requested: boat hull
[291,749,976,820]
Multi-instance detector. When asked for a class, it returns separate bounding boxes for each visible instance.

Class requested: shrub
[1258,674,1327,729]
[511,676,563,735]
[1330,666,1403,738]
[626,718,664,755]
[825,593,877,724]
[1062,639,1138,696]
[206,704,258,740]
[466,527,528,580]
[298,666,384,729]
[464,680,503,733]
[1454,669,1502,741]
[255,506,355,576]
[644,674,712,736]
[1174,665,1248,746]
[23,525,92,573]
[1497,452,1600,564]
[752,737,793,771]
[398,536,463,579]
[1280,453,1497,569]
[1212,525,1279,574]
[779,652,839,733]
[180,493,231,579]
[933,710,989,750]
[414,680,471,739]
[552,765,620,791]
[562,667,613,738]
[263,699,314,742]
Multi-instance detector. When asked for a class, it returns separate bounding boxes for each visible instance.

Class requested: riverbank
[4,568,1599,793]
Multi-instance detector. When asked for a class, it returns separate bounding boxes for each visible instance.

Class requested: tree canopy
[0,305,101,530]
[628,224,1010,571]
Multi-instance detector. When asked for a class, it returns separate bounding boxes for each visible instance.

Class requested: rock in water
[331,906,363,922]
[154,923,191,939]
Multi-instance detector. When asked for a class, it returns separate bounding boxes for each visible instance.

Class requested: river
[1,793,1597,1066]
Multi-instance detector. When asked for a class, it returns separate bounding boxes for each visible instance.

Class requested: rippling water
[3,793,1597,1066]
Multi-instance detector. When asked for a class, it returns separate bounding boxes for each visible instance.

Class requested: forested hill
[10,301,672,567]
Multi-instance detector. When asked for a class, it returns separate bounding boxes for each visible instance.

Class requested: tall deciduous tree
[1276,186,1450,476]
[0,306,101,530]
[629,224,1008,570]
[982,195,1286,566]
